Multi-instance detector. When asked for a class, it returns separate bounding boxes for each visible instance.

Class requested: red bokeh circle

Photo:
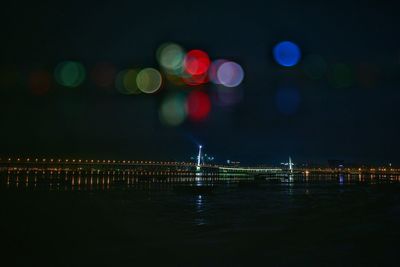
[184,50,210,76]
[186,91,211,121]
[29,70,52,95]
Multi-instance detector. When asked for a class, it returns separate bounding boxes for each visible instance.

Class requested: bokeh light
[115,69,141,95]
[159,94,187,126]
[213,87,243,107]
[91,62,116,88]
[54,61,86,87]
[275,87,301,115]
[156,43,185,74]
[184,50,210,76]
[136,68,162,93]
[302,54,327,79]
[273,41,301,67]
[28,70,52,95]
[217,61,244,87]
[124,69,142,94]
[209,59,228,84]
[330,63,354,88]
[186,91,211,121]
[165,73,186,86]
[115,70,128,94]
[182,72,209,86]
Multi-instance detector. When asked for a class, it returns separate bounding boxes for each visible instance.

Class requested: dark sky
[1,0,400,165]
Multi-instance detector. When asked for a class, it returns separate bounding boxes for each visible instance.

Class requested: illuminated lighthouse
[196,145,202,171]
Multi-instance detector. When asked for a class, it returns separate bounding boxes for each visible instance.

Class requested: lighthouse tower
[196,145,202,171]
[289,157,293,174]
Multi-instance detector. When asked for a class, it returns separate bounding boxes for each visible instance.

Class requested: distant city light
[273,41,301,67]
[136,68,162,93]
[216,61,244,87]
[54,61,86,87]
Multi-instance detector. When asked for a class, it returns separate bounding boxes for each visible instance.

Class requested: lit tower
[289,157,293,174]
[196,145,202,171]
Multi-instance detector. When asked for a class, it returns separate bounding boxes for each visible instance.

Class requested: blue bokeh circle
[273,41,301,67]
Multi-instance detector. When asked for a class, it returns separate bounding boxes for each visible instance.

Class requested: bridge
[0,157,284,178]
[0,146,291,179]
[219,166,282,175]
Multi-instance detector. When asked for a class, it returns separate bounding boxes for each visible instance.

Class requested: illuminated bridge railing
[0,158,287,175]
[0,158,220,172]
[219,167,283,174]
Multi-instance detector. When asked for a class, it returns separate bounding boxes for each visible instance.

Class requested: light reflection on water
[339,173,345,185]
[1,171,400,266]
[2,170,400,231]
[195,194,206,226]
[1,171,400,192]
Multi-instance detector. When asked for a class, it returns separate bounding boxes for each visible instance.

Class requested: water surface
[1,172,399,266]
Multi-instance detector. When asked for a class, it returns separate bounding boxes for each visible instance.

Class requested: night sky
[1,0,400,165]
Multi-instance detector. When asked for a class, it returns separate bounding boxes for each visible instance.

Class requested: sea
[1,171,400,266]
